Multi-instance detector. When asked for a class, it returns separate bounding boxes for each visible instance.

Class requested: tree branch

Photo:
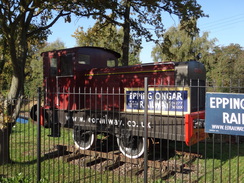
[27,10,70,38]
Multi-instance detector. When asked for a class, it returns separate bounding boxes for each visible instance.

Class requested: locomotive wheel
[74,129,96,150]
[117,135,145,159]
[30,104,38,121]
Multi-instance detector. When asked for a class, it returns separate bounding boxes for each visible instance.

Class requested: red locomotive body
[32,46,207,158]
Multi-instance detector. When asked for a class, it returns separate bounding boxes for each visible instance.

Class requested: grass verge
[0,122,244,182]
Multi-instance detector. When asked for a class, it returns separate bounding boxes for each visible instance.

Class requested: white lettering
[108,119,113,125]
[140,101,144,108]
[225,125,244,131]
[155,92,161,100]
[129,92,132,99]
[212,124,224,130]
[210,97,216,108]
[216,97,222,108]
[223,112,244,125]
[222,98,229,108]
[210,97,244,109]
[223,112,229,123]
[148,93,153,100]
[67,114,153,129]
[230,113,238,124]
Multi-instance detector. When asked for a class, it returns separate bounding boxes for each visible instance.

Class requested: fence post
[37,87,41,182]
[144,77,148,183]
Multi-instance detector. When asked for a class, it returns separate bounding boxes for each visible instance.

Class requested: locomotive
[30,46,207,159]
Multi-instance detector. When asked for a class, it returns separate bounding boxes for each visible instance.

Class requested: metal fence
[1,80,244,183]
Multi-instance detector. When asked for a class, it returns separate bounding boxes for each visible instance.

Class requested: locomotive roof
[41,46,121,58]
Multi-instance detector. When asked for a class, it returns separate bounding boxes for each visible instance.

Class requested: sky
[47,0,244,63]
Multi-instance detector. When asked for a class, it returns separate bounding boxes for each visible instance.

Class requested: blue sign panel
[125,87,190,116]
[205,93,244,136]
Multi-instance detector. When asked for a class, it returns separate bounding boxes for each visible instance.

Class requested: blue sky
[48,0,244,63]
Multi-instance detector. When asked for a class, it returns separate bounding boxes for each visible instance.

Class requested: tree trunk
[0,123,13,165]
[121,0,131,66]
[0,24,26,166]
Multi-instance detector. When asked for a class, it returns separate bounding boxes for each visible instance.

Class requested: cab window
[60,54,73,76]
[50,58,57,76]
[78,54,90,65]
[107,59,116,67]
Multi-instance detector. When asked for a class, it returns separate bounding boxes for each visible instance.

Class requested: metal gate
[0,79,244,183]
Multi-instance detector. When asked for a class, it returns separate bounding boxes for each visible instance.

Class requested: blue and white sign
[205,93,244,136]
[125,87,190,116]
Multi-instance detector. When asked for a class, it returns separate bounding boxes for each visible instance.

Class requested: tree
[88,0,206,66]
[0,0,113,165]
[206,44,244,92]
[72,22,141,65]
[151,19,216,62]
[0,0,206,165]
[0,51,11,95]
[25,39,66,96]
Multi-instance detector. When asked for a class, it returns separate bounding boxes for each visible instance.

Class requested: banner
[205,92,244,136]
[125,87,190,116]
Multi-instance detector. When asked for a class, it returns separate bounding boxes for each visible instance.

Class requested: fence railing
[1,80,244,182]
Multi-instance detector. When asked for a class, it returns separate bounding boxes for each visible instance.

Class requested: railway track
[44,143,201,180]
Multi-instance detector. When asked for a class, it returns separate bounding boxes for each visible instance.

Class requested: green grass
[164,137,244,183]
[196,141,244,183]
[0,122,143,183]
[1,122,244,182]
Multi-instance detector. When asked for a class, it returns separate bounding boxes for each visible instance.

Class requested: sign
[205,92,244,135]
[125,87,190,116]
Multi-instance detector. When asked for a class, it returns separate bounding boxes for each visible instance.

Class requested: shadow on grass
[173,134,244,162]
[10,145,71,165]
